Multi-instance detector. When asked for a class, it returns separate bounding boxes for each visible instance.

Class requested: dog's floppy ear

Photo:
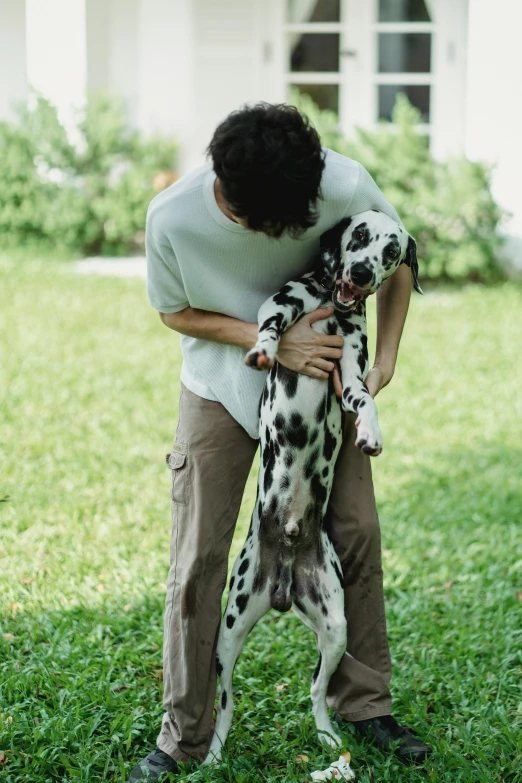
[403,235,423,294]
[320,217,352,273]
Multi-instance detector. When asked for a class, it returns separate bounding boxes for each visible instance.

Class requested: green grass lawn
[0,256,521,782]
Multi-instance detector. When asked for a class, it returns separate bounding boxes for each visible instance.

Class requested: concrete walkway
[75,257,146,278]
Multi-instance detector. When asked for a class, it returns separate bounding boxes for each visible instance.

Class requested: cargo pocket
[166,443,188,505]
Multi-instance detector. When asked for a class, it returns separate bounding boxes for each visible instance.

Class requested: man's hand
[277,307,344,382]
[365,365,393,398]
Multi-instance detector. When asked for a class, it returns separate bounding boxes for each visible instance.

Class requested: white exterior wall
[26,0,86,131]
[466,0,522,237]
[136,0,194,170]
[0,0,27,121]
[183,0,284,171]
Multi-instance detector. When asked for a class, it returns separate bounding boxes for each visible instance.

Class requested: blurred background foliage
[0,89,506,281]
[0,92,177,256]
[292,91,505,282]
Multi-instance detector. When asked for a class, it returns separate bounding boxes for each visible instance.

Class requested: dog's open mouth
[334,280,366,309]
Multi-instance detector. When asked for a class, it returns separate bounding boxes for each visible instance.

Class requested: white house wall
[186,0,282,171]
[0,0,26,121]
[466,0,522,237]
[25,0,86,131]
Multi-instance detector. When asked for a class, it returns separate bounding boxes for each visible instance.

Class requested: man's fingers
[313,346,343,359]
[332,365,343,398]
[301,365,329,380]
[313,333,344,348]
[309,358,335,373]
[305,307,334,325]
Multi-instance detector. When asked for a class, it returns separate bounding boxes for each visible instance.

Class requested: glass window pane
[289,33,340,72]
[378,84,430,122]
[378,0,431,22]
[290,84,339,113]
[286,0,340,23]
[378,33,431,73]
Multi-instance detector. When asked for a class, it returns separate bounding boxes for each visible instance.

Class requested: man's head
[207,103,325,238]
[320,211,422,311]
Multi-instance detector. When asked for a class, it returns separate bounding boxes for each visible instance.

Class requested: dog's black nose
[350,263,373,287]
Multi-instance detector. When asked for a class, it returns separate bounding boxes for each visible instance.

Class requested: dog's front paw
[355,413,383,456]
[245,347,274,370]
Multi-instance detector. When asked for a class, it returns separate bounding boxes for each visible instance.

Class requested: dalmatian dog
[203,210,422,765]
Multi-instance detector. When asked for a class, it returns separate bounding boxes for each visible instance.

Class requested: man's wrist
[236,322,258,351]
[373,357,395,385]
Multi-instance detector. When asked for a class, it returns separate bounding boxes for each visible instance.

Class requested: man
[129,103,431,781]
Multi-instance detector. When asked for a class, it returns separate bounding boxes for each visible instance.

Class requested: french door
[283,0,468,156]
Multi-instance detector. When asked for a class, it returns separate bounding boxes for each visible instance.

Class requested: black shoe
[335,713,432,764]
[128,747,180,781]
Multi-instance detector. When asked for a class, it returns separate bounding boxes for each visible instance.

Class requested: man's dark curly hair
[207,103,326,238]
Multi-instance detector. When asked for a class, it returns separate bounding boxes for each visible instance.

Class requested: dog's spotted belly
[255,359,344,612]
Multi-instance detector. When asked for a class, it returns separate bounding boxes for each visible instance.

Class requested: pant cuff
[336,700,393,723]
[156,736,192,764]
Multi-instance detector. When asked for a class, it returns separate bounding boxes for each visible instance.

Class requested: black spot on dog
[236,593,249,614]
[226,614,235,629]
[274,413,285,431]
[322,466,329,478]
[273,290,304,312]
[221,690,228,709]
[284,450,294,469]
[287,412,309,449]
[238,558,250,577]
[229,576,235,590]
[280,474,290,491]
[315,394,327,423]
[304,448,319,480]
[277,364,299,398]
[323,429,337,461]
[320,602,328,617]
[252,566,266,593]
[307,581,320,605]
[216,656,223,676]
[312,654,322,683]
[311,474,327,507]
[326,321,337,335]
[260,312,284,334]
[237,578,244,591]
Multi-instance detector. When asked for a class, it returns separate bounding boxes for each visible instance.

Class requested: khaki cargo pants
[157,384,392,762]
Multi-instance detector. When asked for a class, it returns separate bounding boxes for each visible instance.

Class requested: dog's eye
[353,230,363,241]
[388,248,399,260]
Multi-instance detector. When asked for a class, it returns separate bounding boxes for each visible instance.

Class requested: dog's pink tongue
[336,280,355,304]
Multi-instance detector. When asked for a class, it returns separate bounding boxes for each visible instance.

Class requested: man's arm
[365,263,411,398]
[160,308,258,350]
[159,306,344,381]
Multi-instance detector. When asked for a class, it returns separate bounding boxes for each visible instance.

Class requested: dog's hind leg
[293,544,346,749]
[203,550,271,766]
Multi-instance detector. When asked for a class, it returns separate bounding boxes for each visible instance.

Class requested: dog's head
[320,210,422,312]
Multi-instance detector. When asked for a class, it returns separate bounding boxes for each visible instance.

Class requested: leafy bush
[293,90,505,282]
[0,93,177,256]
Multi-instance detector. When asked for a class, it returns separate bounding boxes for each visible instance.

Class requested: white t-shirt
[146,149,399,439]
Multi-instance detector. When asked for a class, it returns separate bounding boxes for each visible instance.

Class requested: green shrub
[292,90,505,282]
[0,93,177,256]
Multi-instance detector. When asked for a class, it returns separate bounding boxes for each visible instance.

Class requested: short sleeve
[347,163,401,225]
[146,215,189,314]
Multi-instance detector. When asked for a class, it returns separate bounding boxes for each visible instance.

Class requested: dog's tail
[270,558,294,612]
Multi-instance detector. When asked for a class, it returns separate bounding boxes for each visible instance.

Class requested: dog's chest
[257,315,344,526]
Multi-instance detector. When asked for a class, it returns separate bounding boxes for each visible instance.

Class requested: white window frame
[280,0,468,157]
